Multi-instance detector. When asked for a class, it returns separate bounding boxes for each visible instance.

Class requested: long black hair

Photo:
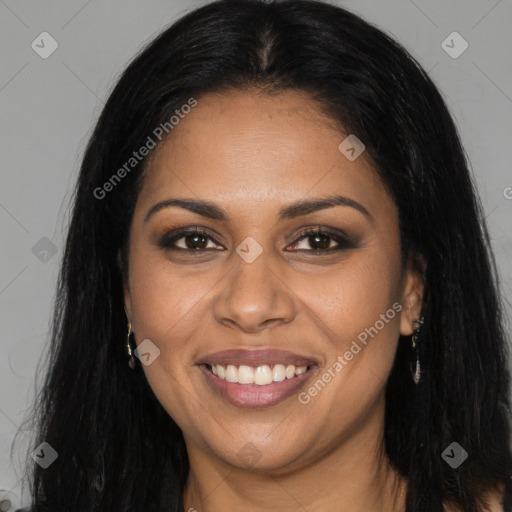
[12,1,512,511]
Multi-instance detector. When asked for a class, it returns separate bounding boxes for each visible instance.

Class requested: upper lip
[197,348,318,367]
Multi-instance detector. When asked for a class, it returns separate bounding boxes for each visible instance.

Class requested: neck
[182,399,407,512]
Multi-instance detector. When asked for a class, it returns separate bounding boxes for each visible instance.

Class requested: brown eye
[159,228,224,251]
[179,233,210,250]
[287,228,355,253]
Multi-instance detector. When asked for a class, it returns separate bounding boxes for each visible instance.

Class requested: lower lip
[199,364,318,408]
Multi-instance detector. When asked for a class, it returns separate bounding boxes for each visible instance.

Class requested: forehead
[137,89,392,221]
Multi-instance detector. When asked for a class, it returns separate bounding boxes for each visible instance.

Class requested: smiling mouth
[199,362,319,408]
[202,363,317,385]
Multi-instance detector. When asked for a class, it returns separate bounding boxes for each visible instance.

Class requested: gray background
[0,0,511,508]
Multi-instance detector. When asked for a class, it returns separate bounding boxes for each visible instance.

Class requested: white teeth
[209,363,311,384]
[225,365,238,383]
[238,365,254,384]
[295,366,307,375]
[272,364,286,382]
[254,365,273,385]
[285,364,296,379]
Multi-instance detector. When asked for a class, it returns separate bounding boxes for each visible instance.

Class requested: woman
[12,0,512,510]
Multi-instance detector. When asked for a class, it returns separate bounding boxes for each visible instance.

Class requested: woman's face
[123,89,423,472]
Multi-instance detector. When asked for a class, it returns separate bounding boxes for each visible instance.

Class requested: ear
[117,249,132,323]
[399,253,426,336]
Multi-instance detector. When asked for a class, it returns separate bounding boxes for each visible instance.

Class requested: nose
[213,251,296,334]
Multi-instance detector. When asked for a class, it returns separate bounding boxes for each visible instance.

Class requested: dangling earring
[410,316,424,384]
[126,322,136,369]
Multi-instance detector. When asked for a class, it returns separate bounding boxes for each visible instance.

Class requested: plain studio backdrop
[0,0,511,509]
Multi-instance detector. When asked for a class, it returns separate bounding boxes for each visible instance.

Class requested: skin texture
[122,89,427,511]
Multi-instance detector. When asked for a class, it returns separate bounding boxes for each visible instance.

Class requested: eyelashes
[287,228,355,252]
[158,228,224,252]
[157,226,357,255]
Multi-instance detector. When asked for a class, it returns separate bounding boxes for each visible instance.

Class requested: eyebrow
[143,194,373,224]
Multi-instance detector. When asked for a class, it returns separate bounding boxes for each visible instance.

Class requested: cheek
[301,251,402,343]
[296,250,403,413]
[127,252,212,430]
[128,248,216,342]
[126,249,202,376]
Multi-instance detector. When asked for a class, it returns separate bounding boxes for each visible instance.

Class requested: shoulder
[443,488,504,512]
[486,489,505,512]
[483,486,505,512]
